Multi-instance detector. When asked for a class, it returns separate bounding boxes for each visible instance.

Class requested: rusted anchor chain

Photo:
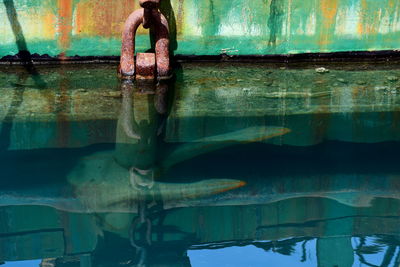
[129,166,155,267]
[119,0,170,81]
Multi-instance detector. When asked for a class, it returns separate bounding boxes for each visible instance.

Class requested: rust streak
[43,12,57,38]
[209,181,247,195]
[357,0,367,36]
[58,0,73,52]
[176,0,185,35]
[56,72,70,148]
[75,0,137,37]
[360,0,373,35]
[93,0,114,37]
[388,0,395,9]
[319,0,338,46]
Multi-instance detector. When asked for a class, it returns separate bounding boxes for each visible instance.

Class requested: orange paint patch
[245,128,291,143]
[321,0,338,22]
[319,0,338,46]
[359,0,383,36]
[360,0,367,34]
[388,0,396,9]
[43,12,57,39]
[357,22,363,36]
[210,180,247,194]
[359,0,372,35]
[58,0,73,50]
[193,180,247,197]
[75,0,137,38]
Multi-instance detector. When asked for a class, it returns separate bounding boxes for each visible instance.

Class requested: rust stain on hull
[359,0,373,35]
[2,0,400,57]
[319,0,338,46]
[56,72,71,148]
[75,0,137,37]
[43,13,57,39]
[176,0,185,35]
[58,0,73,52]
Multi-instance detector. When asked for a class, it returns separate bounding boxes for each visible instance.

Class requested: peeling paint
[0,0,400,57]
[58,0,73,52]
[319,0,338,46]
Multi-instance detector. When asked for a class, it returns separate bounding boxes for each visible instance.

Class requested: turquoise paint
[0,0,400,57]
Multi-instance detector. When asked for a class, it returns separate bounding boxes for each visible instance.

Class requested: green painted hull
[1,0,400,57]
[2,62,400,150]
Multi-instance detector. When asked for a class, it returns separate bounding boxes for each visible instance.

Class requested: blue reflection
[189,237,397,267]
[189,241,317,267]
[353,237,400,267]
[4,260,41,267]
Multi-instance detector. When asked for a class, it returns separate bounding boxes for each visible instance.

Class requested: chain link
[129,166,156,267]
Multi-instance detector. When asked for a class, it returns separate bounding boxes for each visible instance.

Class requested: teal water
[1,63,400,266]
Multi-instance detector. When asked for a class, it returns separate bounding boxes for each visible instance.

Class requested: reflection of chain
[129,205,152,267]
[129,167,155,267]
[130,167,155,189]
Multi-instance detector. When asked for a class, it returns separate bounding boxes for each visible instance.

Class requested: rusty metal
[142,7,153,29]
[140,0,160,28]
[119,1,170,81]
[136,53,156,80]
[139,0,160,9]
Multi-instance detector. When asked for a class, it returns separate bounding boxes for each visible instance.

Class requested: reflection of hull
[1,143,400,262]
[0,148,246,213]
[1,156,400,212]
[161,197,400,245]
[1,196,400,263]
[0,171,245,213]
[162,126,290,169]
[0,125,291,213]
[2,64,400,151]
[174,174,400,209]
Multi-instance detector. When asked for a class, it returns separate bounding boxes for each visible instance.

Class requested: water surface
[1,62,400,267]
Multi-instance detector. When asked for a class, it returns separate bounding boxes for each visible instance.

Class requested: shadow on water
[2,0,47,89]
[0,143,114,189]
[1,0,48,152]
[0,84,23,152]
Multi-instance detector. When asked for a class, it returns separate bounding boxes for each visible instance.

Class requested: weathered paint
[2,63,400,149]
[1,0,400,57]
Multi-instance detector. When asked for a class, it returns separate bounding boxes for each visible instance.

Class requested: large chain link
[128,166,156,267]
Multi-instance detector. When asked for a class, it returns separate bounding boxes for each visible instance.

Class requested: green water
[1,63,400,266]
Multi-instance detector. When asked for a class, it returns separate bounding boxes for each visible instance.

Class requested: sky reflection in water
[1,64,400,266]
